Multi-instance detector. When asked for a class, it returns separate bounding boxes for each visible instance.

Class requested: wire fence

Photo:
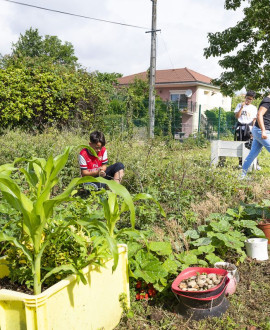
[102,99,237,141]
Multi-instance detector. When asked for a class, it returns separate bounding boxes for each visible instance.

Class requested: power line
[159,34,175,70]
[2,0,149,30]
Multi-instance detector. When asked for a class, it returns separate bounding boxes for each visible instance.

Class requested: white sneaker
[256,165,262,170]
[239,174,246,180]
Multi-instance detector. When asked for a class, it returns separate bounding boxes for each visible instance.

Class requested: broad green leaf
[190,237,212,246]
[197,225,209,233]
[214,233,244,249]
[50,147,71,181]
[105,235,119,271]
[19,167,38,189]
[182,253,198,265]
[210,220,231,232]
[250,226,265,237]
[239,220,258,229]
[187,249,202,256]
[226,208,239,217]
[198,245,215,254]
[229,230,246,241]
[162,258,178,274]
[44,154,54,184]
[159,277,167,287]
[205,253,223,264]
[184,229,199,239]
[176,252,198,265]
[127,242,142,258]
[135,250,158,268]
[77,144,98,158]
[261,199,270,207]
[0,163,15,175]
[0,175,34,236]
[0,175,33,214]
[149,241,172,255]
[197,259,209,266]
[133,260,167,283]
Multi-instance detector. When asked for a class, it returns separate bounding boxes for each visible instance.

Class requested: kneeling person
[79,131,124,189]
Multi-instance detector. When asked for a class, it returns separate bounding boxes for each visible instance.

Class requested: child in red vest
[79,131,124,189]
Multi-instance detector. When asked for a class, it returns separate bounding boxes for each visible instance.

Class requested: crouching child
[79,130,124,190]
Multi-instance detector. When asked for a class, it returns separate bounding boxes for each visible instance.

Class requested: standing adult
[234,90,258,167]
[241,94,270,177]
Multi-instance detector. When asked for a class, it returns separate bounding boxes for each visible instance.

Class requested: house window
[170,92,188,109]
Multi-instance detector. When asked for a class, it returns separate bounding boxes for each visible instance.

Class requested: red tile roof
[118,67,212,85]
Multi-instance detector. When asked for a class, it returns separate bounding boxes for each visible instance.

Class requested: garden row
[0,129,269,329]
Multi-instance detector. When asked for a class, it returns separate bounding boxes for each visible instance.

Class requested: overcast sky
[0,0,245,79]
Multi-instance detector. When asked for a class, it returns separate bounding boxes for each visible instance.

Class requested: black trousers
[87,162,125,189]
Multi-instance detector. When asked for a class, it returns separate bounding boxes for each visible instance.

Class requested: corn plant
[0,147,135,294]
[77,190,166,271]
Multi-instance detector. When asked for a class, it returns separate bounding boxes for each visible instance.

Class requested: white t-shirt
[234,103,257,124]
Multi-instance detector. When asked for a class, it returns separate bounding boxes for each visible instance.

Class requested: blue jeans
[242,126,270,175]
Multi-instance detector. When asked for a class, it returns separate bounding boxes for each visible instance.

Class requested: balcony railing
[171,100,197,114]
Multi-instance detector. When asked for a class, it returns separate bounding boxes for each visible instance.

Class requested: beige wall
[192,86,232,133]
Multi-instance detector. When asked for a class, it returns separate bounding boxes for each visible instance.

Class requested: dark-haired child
[79,131,124,189]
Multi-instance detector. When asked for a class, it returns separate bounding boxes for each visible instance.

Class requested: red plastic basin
[172,267,228,298]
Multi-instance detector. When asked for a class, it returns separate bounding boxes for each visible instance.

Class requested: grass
[117,255,270,329]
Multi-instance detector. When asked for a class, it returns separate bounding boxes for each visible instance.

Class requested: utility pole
[147,0,158,139]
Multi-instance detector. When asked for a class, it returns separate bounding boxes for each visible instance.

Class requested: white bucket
[245,238,269,261]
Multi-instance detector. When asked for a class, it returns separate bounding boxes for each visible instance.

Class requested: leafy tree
[231,94,245,111]
[11,28,78,65]
[0,58,106,130]
[231,93,262,110]
[204,0,270,96]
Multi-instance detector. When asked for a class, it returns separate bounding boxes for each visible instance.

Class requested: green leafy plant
[238,200,270,224]
[185,210,263,263]
[77,192,166,271]
[0,146,135,294]
[127,232,180,292]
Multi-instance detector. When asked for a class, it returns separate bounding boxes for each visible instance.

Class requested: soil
[117,256,270,329]
[0,277,50,295]
[0,276,33,295]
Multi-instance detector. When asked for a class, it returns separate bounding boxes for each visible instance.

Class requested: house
[118,67,232,137]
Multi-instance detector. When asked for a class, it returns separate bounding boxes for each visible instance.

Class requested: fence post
[218,107,221,140]
[198,104,201,134]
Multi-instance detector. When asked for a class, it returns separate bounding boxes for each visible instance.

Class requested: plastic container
[245,238,269,261]
[257,222,270,244]
[173,278,230,320]
[176,296,229,321]
[171,267,228,298]
[214,262,240,282]
[0,245,129,330]
[214,262,239,295]
[174,277,230,308]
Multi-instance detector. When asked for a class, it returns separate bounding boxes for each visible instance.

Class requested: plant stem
[33,254,41,295]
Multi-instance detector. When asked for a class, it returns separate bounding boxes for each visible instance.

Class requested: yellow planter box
[0,245,129,330]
